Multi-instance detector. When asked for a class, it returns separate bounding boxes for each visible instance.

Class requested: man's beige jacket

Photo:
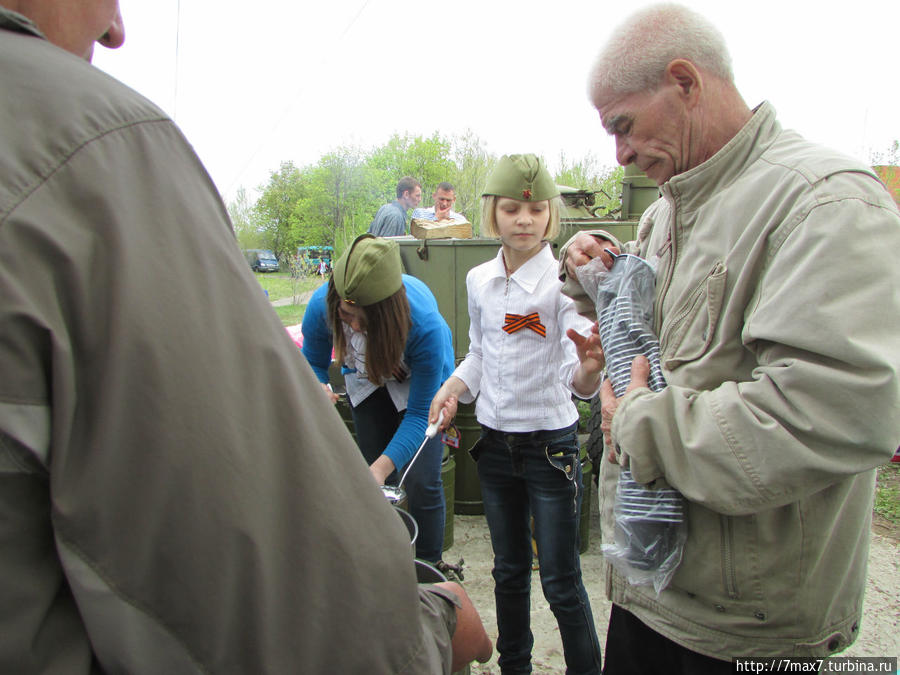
[561,102,900,659]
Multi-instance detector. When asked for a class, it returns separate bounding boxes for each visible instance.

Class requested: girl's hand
[430,395,458,433]
[320,382,339,404]
[429,376,468,431]
[429,391,458,433]
[568,323,605,399]
[567,322,604,375]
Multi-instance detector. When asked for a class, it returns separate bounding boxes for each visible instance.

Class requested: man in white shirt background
[412,182,468,223]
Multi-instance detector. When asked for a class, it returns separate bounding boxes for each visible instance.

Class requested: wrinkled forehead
[595,89,647,135]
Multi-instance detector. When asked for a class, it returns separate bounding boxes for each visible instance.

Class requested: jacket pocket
[661,262,727,369]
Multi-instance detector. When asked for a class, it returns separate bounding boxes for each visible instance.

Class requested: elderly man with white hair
[560,4,900,672]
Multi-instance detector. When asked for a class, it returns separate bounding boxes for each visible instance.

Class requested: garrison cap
[482,154,559,202]
[333,234,403,306]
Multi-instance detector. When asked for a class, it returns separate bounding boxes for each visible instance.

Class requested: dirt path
[270,287,319,307]
[445,494,900,673]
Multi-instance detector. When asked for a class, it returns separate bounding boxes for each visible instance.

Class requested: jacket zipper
[719,515,739,599]
[654,211,677,333]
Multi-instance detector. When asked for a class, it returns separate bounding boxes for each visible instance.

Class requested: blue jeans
[472,423,601,675]
[350,386,445,563]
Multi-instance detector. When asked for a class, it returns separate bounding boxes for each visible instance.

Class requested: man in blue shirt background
[367,176,422,236]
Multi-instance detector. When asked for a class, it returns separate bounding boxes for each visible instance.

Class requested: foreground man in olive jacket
[560,4,900,672]
[0,1,491,672]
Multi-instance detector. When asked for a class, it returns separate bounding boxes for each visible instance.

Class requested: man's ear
[665,59,702,105]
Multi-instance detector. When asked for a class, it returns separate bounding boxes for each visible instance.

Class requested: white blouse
[453,243,598,433]
[340,324,410,411]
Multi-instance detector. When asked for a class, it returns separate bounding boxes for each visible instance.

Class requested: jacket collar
[0,7,46,39]
[661,101,779,214]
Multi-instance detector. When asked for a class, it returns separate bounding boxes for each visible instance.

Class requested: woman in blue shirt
[302,234,454,565]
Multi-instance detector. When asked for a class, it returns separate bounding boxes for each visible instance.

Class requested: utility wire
[173,0,181,122]
[223,0,374,199]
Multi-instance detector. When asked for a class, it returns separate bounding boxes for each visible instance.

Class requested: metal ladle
[381,409,445,507]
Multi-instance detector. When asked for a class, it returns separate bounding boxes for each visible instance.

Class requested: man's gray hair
[588,3,733,102]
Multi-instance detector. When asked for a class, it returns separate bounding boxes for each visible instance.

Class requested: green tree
[253,161,304,260]
[366,132,456,204]
[237,131,631,258]
[228,186,265,251]
[447,130,496,234]
[293,146,381,256]
[870,139,900,166]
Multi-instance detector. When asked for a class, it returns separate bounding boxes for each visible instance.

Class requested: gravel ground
[443,488,900,673]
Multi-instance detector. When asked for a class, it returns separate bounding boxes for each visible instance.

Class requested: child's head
[327,234,411,383]
[480,154,561,240]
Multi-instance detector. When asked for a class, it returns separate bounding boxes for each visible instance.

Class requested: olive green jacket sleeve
[1,12,457,673]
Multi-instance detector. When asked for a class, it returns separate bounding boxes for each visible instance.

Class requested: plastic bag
[575,252,686,594]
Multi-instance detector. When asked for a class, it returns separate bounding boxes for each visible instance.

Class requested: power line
[223,0,374,199]
[173,0,181,122]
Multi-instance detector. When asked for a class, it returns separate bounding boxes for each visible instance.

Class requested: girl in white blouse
[429,154,605,674]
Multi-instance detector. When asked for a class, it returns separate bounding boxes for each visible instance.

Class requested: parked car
[244,249,280,273]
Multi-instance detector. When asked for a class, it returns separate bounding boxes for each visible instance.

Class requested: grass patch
[274,304,306,327]
[251,272,323,326]
[254,272,320,303]
[874,462,900,523]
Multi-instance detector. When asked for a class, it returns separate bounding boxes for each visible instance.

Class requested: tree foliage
[229,132,624,259]
[447,130,496,234]
[252,161,304,261]
[870,139,900,166]
[227,186,264,248]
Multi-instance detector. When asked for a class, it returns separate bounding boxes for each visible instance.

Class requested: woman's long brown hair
[326,279,411,385]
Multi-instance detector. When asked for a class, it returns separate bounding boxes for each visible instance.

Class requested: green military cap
[482,154,559,201]
[333,234,403,306]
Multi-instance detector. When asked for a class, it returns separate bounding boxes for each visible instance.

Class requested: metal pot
[381,484,408,511]
[414,559,446,583]
[393,505,417,548]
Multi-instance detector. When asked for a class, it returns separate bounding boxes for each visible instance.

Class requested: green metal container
[441,452,455,551]
[450,402,484,515]
[621,163,660,221]
[397,239,500,361]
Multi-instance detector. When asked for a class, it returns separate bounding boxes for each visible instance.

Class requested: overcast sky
[93,0,899,204]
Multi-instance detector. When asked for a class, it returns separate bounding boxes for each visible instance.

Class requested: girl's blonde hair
[326,279,411,385]
[480,195,562,240]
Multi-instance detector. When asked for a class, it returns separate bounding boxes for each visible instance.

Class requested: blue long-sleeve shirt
[302,275,454,469]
